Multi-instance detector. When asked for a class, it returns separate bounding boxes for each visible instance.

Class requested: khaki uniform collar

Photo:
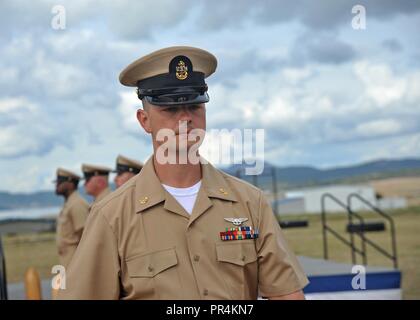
[135,156,237,220]
[201,159,237,203]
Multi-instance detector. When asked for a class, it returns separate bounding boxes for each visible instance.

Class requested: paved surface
[7,279,52,300]
[298,256,395,276]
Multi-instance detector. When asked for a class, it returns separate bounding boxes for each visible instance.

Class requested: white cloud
[354,61,407,107]
[0,97,63,158]
[32,51,96,98]
[281,67,312,84]
[406,71,420,104]
[0,97,36,113]
[355,119,402,137]
[117,91,144,135]
[1,163,44,193]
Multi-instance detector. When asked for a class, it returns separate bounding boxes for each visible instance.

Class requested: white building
[273,184,406,215]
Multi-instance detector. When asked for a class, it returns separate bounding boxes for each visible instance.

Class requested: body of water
[0,206,61,221]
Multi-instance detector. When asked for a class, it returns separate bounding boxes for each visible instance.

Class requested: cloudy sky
[1,0,420,192]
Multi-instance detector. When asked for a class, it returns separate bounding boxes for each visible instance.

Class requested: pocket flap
[126,247,178,278]
[216,242,257,266]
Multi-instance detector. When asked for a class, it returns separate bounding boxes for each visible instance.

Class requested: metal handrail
[347,193,398,269]
[347,207,368,265]
[321,193,367,265]
[0,236,8,300]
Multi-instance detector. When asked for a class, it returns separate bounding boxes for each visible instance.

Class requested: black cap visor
[139,86,209,106]
[114,164,141,175]
[53,175,78,184]
[83,171,109,182]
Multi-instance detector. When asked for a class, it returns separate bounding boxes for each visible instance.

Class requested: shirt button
[203,289,209,296]
[241,255,246,261]
[193,255,200,262]
[148,265,154,272]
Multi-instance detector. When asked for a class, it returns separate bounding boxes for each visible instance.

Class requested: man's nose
[178,106,193,121]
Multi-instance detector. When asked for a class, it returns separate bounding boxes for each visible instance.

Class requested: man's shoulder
[90,177,137,222]
[67,192,89,212]
[73,192,89,206]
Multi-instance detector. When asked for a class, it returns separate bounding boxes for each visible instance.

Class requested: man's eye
[189,105,200,111]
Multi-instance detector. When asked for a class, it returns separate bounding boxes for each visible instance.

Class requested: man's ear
[137,108,152,134]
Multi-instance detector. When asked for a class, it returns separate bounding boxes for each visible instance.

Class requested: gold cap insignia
[176,60,188,80]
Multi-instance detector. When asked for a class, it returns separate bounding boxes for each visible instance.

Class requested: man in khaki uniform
[54,168,89,268]
[81,164,112,206]
[59,46,309,300]
[114,155,143,188]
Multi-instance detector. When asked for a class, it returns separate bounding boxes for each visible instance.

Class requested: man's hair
[141,98,150,111]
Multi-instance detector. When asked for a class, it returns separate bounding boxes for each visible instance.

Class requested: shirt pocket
[216,242,257,266]
[124,247,182,299]
[126,247,178,278]
[215,242,258,299]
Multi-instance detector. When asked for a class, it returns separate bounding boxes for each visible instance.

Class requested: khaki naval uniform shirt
[58,157,309,300]
[56,191,89,268]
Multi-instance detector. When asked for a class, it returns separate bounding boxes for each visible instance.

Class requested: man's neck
[93,186,108,199]
[153,154,202,188]
[64,189,76,201]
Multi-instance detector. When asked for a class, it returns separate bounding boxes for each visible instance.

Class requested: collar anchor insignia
[175,60,188,80]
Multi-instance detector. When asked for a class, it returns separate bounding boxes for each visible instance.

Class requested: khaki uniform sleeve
[256,192,309,297]
[57,209,121,300]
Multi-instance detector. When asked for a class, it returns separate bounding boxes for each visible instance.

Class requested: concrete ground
[7,279,52,300]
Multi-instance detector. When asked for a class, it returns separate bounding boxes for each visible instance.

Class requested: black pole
[0,236,8,300]
[321,194,328,260]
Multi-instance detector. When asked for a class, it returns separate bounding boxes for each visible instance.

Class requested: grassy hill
[224,158,420,189]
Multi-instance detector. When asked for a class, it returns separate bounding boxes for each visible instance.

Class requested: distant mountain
[0,190,64,210]
[1,159,420,210]
[223,158,420,189]
[0,187,94,211]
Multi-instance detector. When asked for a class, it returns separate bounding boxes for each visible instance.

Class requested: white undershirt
[162,180,202,215]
